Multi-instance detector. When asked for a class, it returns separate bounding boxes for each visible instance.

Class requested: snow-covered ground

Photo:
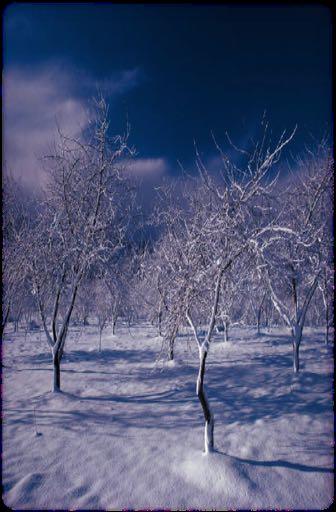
[2,323,334,510]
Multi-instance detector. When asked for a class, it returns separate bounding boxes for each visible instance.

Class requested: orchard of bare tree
[2,4,333,510]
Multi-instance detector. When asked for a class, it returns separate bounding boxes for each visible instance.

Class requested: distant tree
[2,174,33,337]
[260,145,333,372]
[75,280,94,326]
[103,271,123,336]
[244,267,272,335]
[93,278,111,351]
[144,257,168,338]
[318,265,334,344]
[216,259,248,342]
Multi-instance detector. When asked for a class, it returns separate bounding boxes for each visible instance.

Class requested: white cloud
[85,68,142,97]
[3,64,142,185]
[127,157,169,178]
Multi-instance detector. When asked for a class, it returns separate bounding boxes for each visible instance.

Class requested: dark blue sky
[3,3,332,177]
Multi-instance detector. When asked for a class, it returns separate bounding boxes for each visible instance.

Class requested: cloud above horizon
[127,157,169,179]
[3,64,143,185]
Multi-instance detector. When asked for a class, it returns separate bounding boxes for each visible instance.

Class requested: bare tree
[158,123,297,453]
[23,97,135,392]
[260,146,333,372]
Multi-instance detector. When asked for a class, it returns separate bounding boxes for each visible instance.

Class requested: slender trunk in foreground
[48,283,79,392]
[187,268,224,453]
[197,347,214,453]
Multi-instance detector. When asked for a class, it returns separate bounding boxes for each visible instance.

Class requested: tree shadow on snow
[22,347,159,366]
[7,329,333,437]
[215,450,333,474]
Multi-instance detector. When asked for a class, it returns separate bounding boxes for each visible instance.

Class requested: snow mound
[178,451,255,502]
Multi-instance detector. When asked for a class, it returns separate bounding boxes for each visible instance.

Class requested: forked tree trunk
[197,348,214,453]
[187,267,224,454]
[49,289,78,392]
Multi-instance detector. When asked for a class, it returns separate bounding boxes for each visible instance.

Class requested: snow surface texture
[2,324,334,510]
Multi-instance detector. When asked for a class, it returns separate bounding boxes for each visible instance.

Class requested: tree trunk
[292,324,302,373]
[14,319,19,332]
[266,305,273,332]
[52,353,61,392]
[292,341,300,373]
[257,308,261,335]
[167,325,178,361]
[197,348,214,453]
[158,310,163,337]
[168,339,174,361]
[168,332,175,360]
[1,302,11,338]
[99,328,102,352]
[325,305,329,345]
[223,320,229,343]
[112,316,117,335]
